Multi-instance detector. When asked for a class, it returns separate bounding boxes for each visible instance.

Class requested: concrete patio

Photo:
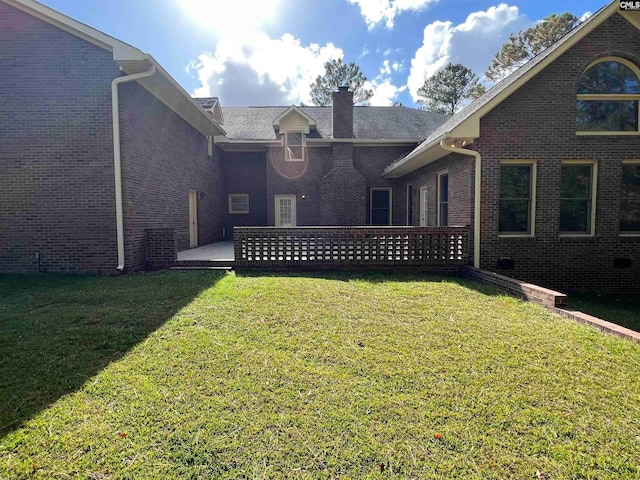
[177,241,234,262]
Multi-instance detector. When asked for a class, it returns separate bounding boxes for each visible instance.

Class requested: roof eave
[386,1,620,177]
[3,0,226,137]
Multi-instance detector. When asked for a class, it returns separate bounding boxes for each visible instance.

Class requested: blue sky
[40,0,606,107]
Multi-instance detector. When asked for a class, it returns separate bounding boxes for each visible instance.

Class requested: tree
[309,58,373,106]
[486,13,580,81]
[416,63,481,114]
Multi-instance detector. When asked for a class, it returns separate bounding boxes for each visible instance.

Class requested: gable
[278,109,312,134]
[384,1,637,178]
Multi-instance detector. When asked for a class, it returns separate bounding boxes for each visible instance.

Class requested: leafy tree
[309,58,373,106]
[416,63,481,114]
[486,13,580,81]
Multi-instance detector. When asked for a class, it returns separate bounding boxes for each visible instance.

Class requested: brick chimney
[332,86,353,139]
[320,86,366,225]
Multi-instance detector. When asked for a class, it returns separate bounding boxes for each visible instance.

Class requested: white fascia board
[3,0,225,137]
[272,106,317,127]
[386,1,621,178]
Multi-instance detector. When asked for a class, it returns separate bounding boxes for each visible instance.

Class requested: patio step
[172,260,235,270]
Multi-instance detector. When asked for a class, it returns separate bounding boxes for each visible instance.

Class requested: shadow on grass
[568,293,640,332]
[0,270,224,438]
[235,268,505,296]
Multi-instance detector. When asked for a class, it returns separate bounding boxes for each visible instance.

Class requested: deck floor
[177,241,234,261]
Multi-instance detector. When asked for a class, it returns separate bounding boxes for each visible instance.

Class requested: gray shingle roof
[192,102,449,141]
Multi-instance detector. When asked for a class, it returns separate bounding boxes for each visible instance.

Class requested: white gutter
[440,138,481,269]
[111,65,156,271]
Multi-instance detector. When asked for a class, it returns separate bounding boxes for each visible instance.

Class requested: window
[621,161,640,232]
[437,172,448,226]
[285,132,304,161]
[560,162,597,235]
[577,58,640,134]
[228,194,249,214]
[370,188,392,225]
[499,161,536,235]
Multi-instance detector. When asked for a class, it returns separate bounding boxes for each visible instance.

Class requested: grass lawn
[1,271,639,479]
[568,293,640,333]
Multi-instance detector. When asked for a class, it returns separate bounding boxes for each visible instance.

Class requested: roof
[2,0,225,136]
[197,104,450,142]
[385,1,631,178]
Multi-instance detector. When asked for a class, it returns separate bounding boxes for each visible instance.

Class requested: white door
[189,189,198,248]
[419,186,428,226]
[275,195,297,226]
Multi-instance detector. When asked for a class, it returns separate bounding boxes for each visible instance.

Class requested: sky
[39,0,606,108]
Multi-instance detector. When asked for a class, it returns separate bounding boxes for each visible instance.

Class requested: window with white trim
[621,161,640,232]
[228,194,249,214]
[577,57,640,134]
[437,172,448,226]
[560,162,597,235]
[499,161,536,235]
[285,132,304,162]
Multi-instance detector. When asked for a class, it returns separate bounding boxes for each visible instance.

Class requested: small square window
[228,194,249,214]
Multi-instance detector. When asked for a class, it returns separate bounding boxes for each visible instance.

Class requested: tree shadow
[0,270,224,438]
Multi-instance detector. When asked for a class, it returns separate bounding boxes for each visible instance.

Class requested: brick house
[1,0,639,293]
[0,0,225,272]
[385,1,640,293]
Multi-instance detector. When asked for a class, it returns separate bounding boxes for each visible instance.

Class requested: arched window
[576,57,640,133]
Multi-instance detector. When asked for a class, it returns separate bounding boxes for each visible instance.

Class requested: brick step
[173,260,235,269]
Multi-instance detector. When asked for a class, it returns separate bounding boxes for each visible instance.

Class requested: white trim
[285,132,305,162]
[189,189,198,248]
[228,194,249,214]
[498,160,537,237]
[2,0,225,137]
[419,185,428,227]
[385,2,621,177]
[576,57,640,135]
[272,106,317,128]
[560,160,598,236]
[370,187,392,225]
[275,195,297,227]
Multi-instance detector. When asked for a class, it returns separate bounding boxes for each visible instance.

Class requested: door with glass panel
[275,195,297,226]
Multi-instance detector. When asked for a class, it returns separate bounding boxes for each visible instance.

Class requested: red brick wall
[223,151,267,232]
[476,13,640,292]
[119,82,224,271]
[0,2,119,272]
[400,153,475,228]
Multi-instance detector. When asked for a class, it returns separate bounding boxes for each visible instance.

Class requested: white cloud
[407,3,532,103]
[348,0,437,29]
[380,60,391,75]
[189,31,343,105]
[365,79,406,106]
[580,11,592,22]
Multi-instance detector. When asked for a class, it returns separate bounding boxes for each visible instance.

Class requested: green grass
[568,292,640,332]
[1,271,639,479]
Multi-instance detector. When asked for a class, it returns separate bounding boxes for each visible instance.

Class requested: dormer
[272,106,317,162]
[197,97,224,125]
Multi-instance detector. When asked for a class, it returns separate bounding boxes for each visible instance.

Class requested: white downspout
[111,65,156,271]
[439,138,481,269]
